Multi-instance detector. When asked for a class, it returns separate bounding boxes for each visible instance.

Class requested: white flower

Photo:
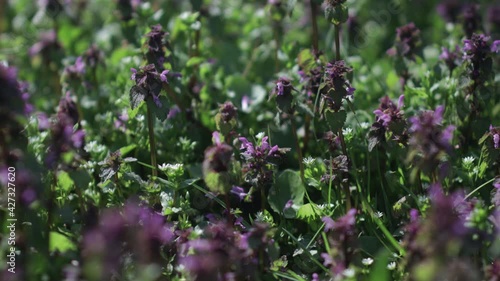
[387,262,396,270]
[362,258,374,266]
[343,268,355,278]
[342,127,353,135]
[360,122,371,130]
[376,211,384,218]
[462,156,475,165]
[255,132,265,140]
[84,141,106,154]
[303,156,315,165]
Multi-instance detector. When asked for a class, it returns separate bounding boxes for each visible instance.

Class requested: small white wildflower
[342,127,353,135]
[255,132,265,140]
[360,122,370,130]
[343,268,355,278]
[362,258,374,266]
[462,156,475,165]
[376,211,384,218]
[136,114,145,122]
[84,141,106,154]
[158,163,169,172]
[387,262,396,270]
[303,156,315,165]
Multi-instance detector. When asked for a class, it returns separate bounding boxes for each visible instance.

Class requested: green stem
[334,24,341,61]
[310,0,319,51]
[291,118,305,182]
[146,103,158,178]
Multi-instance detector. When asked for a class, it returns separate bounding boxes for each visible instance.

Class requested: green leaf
[57,171,74,192]
[49,232,76,253]
[204,171,231,194]
[186,56,205,67]
[296,203,321,224]
[367,250,391,281]
[119,144,137,156]
[324,109,346,132]
[130,85,147,109]
[146,96,170,121]
[268,170,305,214]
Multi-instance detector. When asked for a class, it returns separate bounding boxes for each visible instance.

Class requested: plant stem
[146,103,157,178]
[291,117,305,182]
[338,129,351,211]
[334,24,341,61]
[310,0,319,51]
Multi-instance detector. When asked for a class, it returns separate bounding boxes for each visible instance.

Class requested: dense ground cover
[1,0,500,280]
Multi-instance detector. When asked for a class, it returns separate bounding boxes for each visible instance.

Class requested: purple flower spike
[230,186,249,201]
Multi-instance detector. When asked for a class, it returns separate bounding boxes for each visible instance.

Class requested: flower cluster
[320,60,355,112]
[369,95,408,150]
[29,30,63,63]
[436,0,462,23]
[239,134,285,188]
[408,106,455,177]
[145,24,169,70]
[488,125,500,149]
[203,132,234,194]
[403,185,475,275]
[462,4,482,38]
[82,202,174,280]
[440,45,461,73]
[0,65,27,131]
[387,22,421,61]
[321,209,357,275]
[463,34,500,83]
[45,112,85,169]
[57,92,80,126]
[180,221,272,281]
[130,64,169,108]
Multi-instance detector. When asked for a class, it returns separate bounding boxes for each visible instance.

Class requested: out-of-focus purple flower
[19,82,33,115]
[489,125,500,149]
[219,101,238,123]
[0,65,25,125]
[429,184,470,237]
[485,260,500,281]
[440,45,461,72]
[462,4,481,38]
[37,113,50,131]
[274,77,293,96]
[322,209,356,235]
[57,91,80,126]
[408,106,455,176]
[241,95,251,112]
[114,111,129,131]
[29,30,63,62]
[203,132,234,193]
[231,186,249,201]
[312,273,320,281]
[437,0,462,23]
[167,105,180,119]
[488,6,500,31]
[323,131,342,154]
[45,112,85,168]
[373,95,405,128]
[83,44,105,69]
[387,23,421,60]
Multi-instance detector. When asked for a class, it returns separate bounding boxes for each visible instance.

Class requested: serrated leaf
[130,85,147,109]
[268,170,305,214]
[146,96,169,121]
[324,109,346,132]
[296,203,320,223]
[49,232,76,253]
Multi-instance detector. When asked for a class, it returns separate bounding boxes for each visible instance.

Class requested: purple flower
[114,111,129,131]
[462,4,481,38]
[45,112,85,168]
[167,105,181,119]
[29,30,62,62]
[57,91,80,126]
[219,101,238,123]
[437,0,462,23]
[145,24,169,69]
[37,113,50,131]
[408,106,455,176]
[373,95,405,128]
[64,56,86,79]
[130,64,169,108]
[238,135,285,187]
[83,44,105,69]
[322,209,356,235]
[274,77,293,96]
[485,260,500,281]
[440,45,461,72]
[230,186,249,201]
[387,22,421,60]
[489,125,500,149]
